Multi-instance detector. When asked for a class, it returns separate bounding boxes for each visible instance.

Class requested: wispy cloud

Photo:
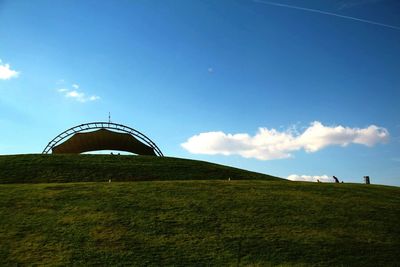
[253,0,400,31]
[0,59,19,80]
[287,174,333,183]
[57,83,100,103]
[181,121,389,160]
[88,95,100,101]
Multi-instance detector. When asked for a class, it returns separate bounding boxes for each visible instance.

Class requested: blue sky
[0,0,399,186]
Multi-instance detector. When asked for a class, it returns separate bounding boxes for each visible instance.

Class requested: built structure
[42,122,163,156]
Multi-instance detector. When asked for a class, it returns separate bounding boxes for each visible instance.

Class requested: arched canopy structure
[42,122,163,156]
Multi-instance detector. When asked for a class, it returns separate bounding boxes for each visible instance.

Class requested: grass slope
[0,155,399,266]
[0,154,281,183]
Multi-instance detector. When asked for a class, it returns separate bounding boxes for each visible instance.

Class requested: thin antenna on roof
[108,112,111,123]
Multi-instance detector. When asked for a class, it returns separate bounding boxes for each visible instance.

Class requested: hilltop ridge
[0,154,282,184]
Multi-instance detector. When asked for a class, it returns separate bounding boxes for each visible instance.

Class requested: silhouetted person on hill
[333,176,339,183]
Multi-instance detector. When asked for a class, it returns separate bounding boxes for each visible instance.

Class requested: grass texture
[0,155,399,266]
[0,154,281,184]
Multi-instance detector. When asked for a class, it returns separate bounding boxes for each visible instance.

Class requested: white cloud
[296,122,389,152]
[66,90,85,99]
[56,84,100,103]
[88,95,100,101]
[0,60,19,80]
[181,121,389,160]
[287,174,333,183]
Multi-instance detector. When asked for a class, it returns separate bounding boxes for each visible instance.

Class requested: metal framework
[42,122,163,156]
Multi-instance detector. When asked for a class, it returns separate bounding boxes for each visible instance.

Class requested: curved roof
[52,128,157,155]
[43,122,163,156]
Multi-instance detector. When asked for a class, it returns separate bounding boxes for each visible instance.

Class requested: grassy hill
[0,154,281,183]
[0,154,399,266]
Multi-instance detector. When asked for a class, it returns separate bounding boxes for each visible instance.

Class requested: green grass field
[0,154,280,184]
[0,155,399,266]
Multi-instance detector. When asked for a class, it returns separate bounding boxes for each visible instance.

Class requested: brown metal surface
[52,128,156,155]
